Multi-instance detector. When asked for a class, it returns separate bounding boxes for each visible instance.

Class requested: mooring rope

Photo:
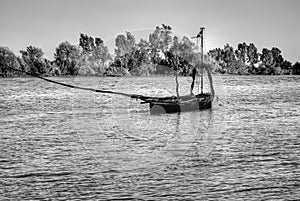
[7,67,135,98]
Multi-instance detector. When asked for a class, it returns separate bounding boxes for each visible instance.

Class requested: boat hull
[149,93,212,114]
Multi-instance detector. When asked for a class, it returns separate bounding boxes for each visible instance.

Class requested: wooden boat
[132,93,213,114]
[132,27,215,114]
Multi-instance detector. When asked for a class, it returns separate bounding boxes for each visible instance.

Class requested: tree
[271,47,284,67]
[208,48,223,63]
[149,26,161,50]
[149,24,172,64]
[281,60,292,74]
[115,31,136,56]
[223,43,236,66]
[168,36,197,75]
[258,47,285,74]
[92,45,110,65]
[178,36,196,61]
[114,31,137,70]
[20,46,46,75]
[169,36,180,53]
[95,37,103,47]
[54,41,80,75]
[260,48,274,73]
[78,34,112,75]
[136,39,151,65]
[208,48,226,73]
[0,47,19,77]
[79,33,95,53]
[87,43,111,74]
[160,24,172,51]
[235,42,248,64]
[292,62,300,75]
[247,43,259,66]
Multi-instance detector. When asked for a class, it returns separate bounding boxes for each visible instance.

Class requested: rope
[7,67,134,98]
[214,95,229,106]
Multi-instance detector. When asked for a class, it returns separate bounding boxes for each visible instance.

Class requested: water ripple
[0,76,299,200]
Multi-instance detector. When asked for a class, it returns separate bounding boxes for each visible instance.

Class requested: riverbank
[1,72,299,79]
[1,63,300,78]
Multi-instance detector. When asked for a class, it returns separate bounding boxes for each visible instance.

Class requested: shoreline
[1,73,298,79]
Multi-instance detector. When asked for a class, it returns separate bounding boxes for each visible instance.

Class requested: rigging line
[7,67,134,98]
[196,37,200,94]
[200,28,204,95]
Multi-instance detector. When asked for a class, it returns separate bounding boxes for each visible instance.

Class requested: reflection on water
[0,75,299,200]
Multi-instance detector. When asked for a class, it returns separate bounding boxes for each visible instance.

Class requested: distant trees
[108,24,199,76]
[234,42,259,69]
[166,36,197,75]
[208,42,295,75]
[78,33,111,75]
[110,25,182,75]
[149,24,173,65]
[53,34,111,76]
[149,24,172,52]
[0,33,112,77]
[54,41,80,75]
[114,31,137,71]
[79,33,96,53]
[0,24,299,77]
[19,46,51,75]
[293,62,300,75]
[91,43,110,69]
[0,47,19,77]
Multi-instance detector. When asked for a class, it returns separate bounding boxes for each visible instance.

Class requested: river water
[0,75,299,200]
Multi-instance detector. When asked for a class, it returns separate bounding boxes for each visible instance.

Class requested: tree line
[0,33,111,77]
[1,24,300,77]
[208,43,299,75]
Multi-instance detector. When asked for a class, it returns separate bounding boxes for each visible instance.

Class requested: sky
[0,0,299,63]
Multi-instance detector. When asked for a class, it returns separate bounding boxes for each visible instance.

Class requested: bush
[293,62,300,75]
[131,64,156,76]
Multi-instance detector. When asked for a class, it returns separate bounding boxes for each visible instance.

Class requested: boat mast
[191,27,205,95]
[200,27,205,94]
[175,55,180,100]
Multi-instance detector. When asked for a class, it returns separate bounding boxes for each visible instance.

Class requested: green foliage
[149,25,172,51]
[247,43,259,65]
[113,32,137,71]
[1,24,299,77]
[292,62,300,75]
[281,60,292,74]
[149,24,173,64]
[0,47,19,77]
[223,43,236,65]
[137,39,151,65]
[79,33,95,53]
[20,46,47,75]
[115,32,136,56]
[131,63,156,76]
[170,36,197,66]
[228,60,250,75]
[77,34,111,75]
[209,42,296,75]
[234,42,259,67]
[95,37,103,47]
[54,41,80,75]
[271,47,284,66]
[261,48,274,69]
[235,42,248,63]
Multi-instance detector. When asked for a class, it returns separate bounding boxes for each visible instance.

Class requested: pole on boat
[191,27,205,95]
[200,27,205,94]
[175,54,180,100]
